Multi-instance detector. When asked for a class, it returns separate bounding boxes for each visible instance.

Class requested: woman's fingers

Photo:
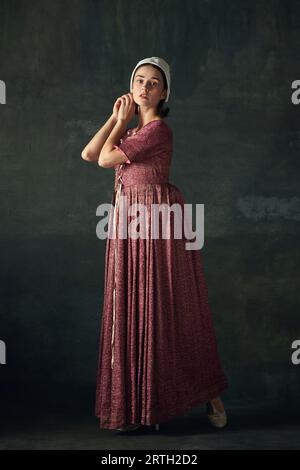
[118,93,133,108]
[117,93,134,121]
[121,95,128,108]
[122,94,131,111]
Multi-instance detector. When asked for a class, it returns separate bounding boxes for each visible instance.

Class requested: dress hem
[96,379,229,430]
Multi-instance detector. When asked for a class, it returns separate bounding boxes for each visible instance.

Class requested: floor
[1,403,300,450]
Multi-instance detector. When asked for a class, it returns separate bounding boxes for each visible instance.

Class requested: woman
[82,57,228,433]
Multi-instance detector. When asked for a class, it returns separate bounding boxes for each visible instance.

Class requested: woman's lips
[140,94,149,99]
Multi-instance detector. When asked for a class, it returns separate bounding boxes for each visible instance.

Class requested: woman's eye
[137,80,158,86]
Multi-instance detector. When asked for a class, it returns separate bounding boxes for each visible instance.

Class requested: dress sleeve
[112,122,170,163]
[112,145,131,164]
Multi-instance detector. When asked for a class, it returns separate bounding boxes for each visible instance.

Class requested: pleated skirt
[95,182,228,430]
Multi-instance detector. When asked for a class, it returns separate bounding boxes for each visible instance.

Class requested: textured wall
[0,0,300,412]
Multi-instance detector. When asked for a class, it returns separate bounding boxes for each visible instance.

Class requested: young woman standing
[82,57,228,433]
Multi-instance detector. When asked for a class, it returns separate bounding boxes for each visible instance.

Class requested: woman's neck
[134,116,162,132]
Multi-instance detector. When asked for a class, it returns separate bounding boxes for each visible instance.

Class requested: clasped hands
[113,92,136,125]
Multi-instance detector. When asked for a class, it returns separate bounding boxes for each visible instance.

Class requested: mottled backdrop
[0,0,300,418]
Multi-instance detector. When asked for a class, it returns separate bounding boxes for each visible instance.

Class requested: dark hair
[134,63,170,118]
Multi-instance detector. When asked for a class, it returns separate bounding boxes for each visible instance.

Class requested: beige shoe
[206,401,227,428]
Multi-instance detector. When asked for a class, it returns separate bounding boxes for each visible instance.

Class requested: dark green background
[0,0,300,417]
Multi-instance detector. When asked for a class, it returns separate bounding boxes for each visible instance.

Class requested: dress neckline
[129,119,166,136]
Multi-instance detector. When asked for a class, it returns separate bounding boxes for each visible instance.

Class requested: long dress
[95,119,228,430]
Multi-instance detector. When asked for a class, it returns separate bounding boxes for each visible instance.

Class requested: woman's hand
[112,96,123,121]
[115,93,136,124]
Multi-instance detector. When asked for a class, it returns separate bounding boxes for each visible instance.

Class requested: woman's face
[132,65,167,109]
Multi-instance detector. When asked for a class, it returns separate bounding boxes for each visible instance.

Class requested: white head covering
[129,56,171,102]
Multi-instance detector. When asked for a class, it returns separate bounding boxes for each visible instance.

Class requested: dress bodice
[113,120,173,189]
